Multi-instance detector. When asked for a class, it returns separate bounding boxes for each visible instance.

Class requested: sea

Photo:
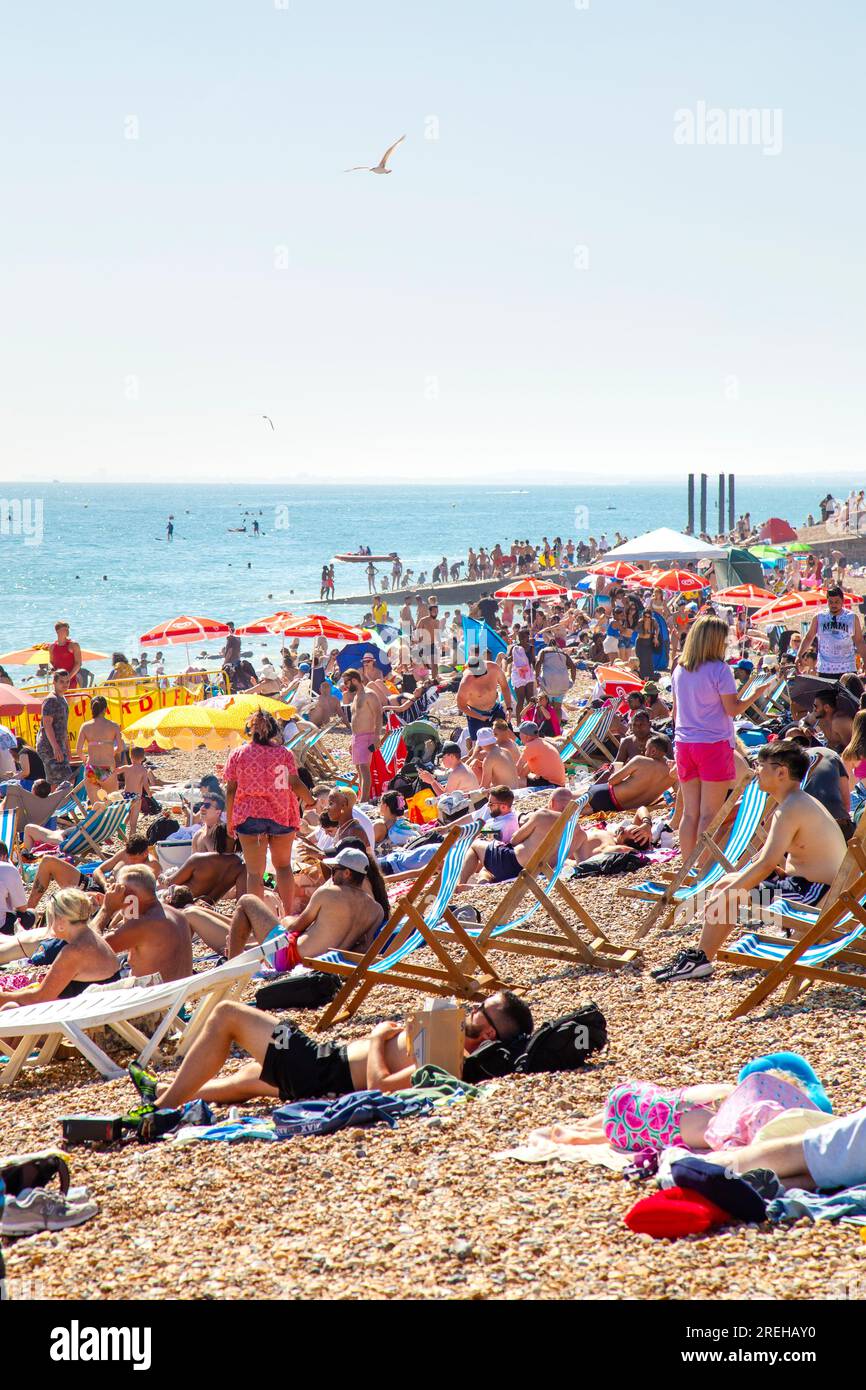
[0,477,857,674]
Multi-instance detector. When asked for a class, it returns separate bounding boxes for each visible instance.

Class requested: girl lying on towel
[542,1053,832,1157]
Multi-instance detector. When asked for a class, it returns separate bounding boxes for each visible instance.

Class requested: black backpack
[146,816,181,845]
[462,1003,607,1082]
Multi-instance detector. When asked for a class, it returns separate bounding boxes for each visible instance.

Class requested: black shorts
[260,1024,354,1101]
[757,872,830,908]
[588,783,619,814]
[482,842,521,883]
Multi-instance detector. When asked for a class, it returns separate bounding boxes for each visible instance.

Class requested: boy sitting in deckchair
[126,990,533,1122]
[654,741,847,984]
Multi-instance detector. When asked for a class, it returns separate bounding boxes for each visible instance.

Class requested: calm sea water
[0,478,854,673]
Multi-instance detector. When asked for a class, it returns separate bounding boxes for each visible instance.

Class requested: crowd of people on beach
[5,510,866,1248]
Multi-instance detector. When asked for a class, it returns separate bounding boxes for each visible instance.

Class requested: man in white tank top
[798,586,865,677]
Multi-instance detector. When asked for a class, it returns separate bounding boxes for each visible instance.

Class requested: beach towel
[766,1186,866,1225]
[494,1125,632,1171]
[273,1089,434,1137]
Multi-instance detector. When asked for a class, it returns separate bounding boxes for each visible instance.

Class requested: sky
[0,0,864,486]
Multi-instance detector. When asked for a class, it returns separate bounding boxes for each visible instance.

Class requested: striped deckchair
[619,775,766,938]
[0,805,18,859]
[56,800,130,860]
[313,824,499,1029]
[557,703,616,769]
[445,799,640,971]
[720,817,866,1018]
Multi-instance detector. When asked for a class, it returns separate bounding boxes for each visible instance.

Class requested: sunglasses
[473,1002,502,1040]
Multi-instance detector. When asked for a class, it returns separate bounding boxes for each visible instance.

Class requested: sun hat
[738,1052,833,1114]
[466,655,488,676]
[475,728,497,747]
[322,847,369,874]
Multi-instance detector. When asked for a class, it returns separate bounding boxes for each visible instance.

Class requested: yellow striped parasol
[122,703,246,751]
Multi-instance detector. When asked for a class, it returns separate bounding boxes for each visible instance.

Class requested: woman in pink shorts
[672,616,774,861]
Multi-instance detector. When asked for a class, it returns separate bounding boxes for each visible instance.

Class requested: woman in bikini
[76,696,123,803]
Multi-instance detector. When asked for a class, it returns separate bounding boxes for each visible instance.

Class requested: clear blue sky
[1,0,863,484]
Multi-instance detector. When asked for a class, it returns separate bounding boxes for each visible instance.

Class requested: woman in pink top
[224,711,312,913]
[842,710,866,785]
[672,617,774,860]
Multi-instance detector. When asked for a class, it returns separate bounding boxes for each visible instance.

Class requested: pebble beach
[4,690,866,1303]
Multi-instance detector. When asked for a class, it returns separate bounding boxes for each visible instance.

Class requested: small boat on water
[333,552,399,563]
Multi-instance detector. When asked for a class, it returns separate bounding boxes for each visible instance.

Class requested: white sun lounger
[0,935,286,1088]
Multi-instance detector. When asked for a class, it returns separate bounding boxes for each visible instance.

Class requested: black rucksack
[146,816,181,845]
[462,1003,607,1082]
[514,1003,607,1074]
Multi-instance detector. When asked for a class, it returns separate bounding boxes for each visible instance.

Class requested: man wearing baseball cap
[515,721,567,788]
[202,845,387,973]
[457,653,513,742]
[472,726,520,789]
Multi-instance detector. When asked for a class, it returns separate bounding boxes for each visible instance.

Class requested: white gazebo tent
[600,527,727,565]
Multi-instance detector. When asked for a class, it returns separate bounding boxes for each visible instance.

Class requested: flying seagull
[345,134,406,174]
[262,415,275,431]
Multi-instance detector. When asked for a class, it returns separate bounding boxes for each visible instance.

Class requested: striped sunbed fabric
[729,914,866,969]
[626,777,768,906]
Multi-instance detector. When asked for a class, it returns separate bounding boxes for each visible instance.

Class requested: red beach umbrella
[494,578,567,600]
[751,591,853,625]
[0,686,43,717]
[139,615,231,647]
[587,560,639,580]
[234,612,297,636]
[652,569,705,593]
[713,585,776,608]
[276,616,367,641]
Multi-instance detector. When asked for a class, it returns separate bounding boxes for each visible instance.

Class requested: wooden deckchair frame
[466,806,640,971]
[720,818,866,1018]
[619,771,756,938]
[314,826,502,1030]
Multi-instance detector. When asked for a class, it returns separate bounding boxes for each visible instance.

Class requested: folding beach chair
[0,806,18,859]
[0,935,287,1087]
[292,716,342,780]
[619,774,766,939]
[719,818,866,1018]
[56,799,130,861]
[462,803,640,971]
[557,703,616,770]
[313,824,501,1029]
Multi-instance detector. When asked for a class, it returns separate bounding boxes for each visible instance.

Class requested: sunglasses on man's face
[472,1002,502,1040]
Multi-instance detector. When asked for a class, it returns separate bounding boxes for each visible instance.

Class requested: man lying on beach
[457,655,514,742]
[25,834,155,910]
[458,787,575,885]
[569,807,655,861]
[418,741,480,795]
[654,741,847,984]
[587,735,674,814]
[160,848,245,906]
[92,865,194,983]
[0,889,124,1007]
[127,990,533,1117]
[515,721,567,787]
[183,846,386,964]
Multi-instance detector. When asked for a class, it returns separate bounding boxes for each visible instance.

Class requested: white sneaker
[2,1188,98,1235]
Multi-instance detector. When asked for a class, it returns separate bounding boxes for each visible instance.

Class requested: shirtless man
[587,734,674,813]
[186,846,385,964]
[568,807,655,862]
[418,742,480,796]
[128,990,533,1116]
[0,888,123,1007]
[641,683,671,722]
[359,654,392,716]
[654,740,847,983]
[471,728,520,789]
[341,667,379,800]
[457,655,513,742]
[515,721,567,787]
[810,690,854,754]
[94,865,193,982]
[161,850,245,906]
[492,720,520,755]
[414,596,442,678]
[76,696,124,802]
[459,787,575,884]
[302,686,342,729]
[615,709,653,764]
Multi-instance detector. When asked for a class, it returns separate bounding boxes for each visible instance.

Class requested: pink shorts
[675,740,735,783]
[351,732,374,766]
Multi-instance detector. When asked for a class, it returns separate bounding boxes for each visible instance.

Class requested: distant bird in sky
[345,135,406,174]
[262,415,275,431]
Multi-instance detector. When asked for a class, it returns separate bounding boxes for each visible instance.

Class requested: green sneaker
[128,1062,158,1105]
[120,1103,156,1132]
